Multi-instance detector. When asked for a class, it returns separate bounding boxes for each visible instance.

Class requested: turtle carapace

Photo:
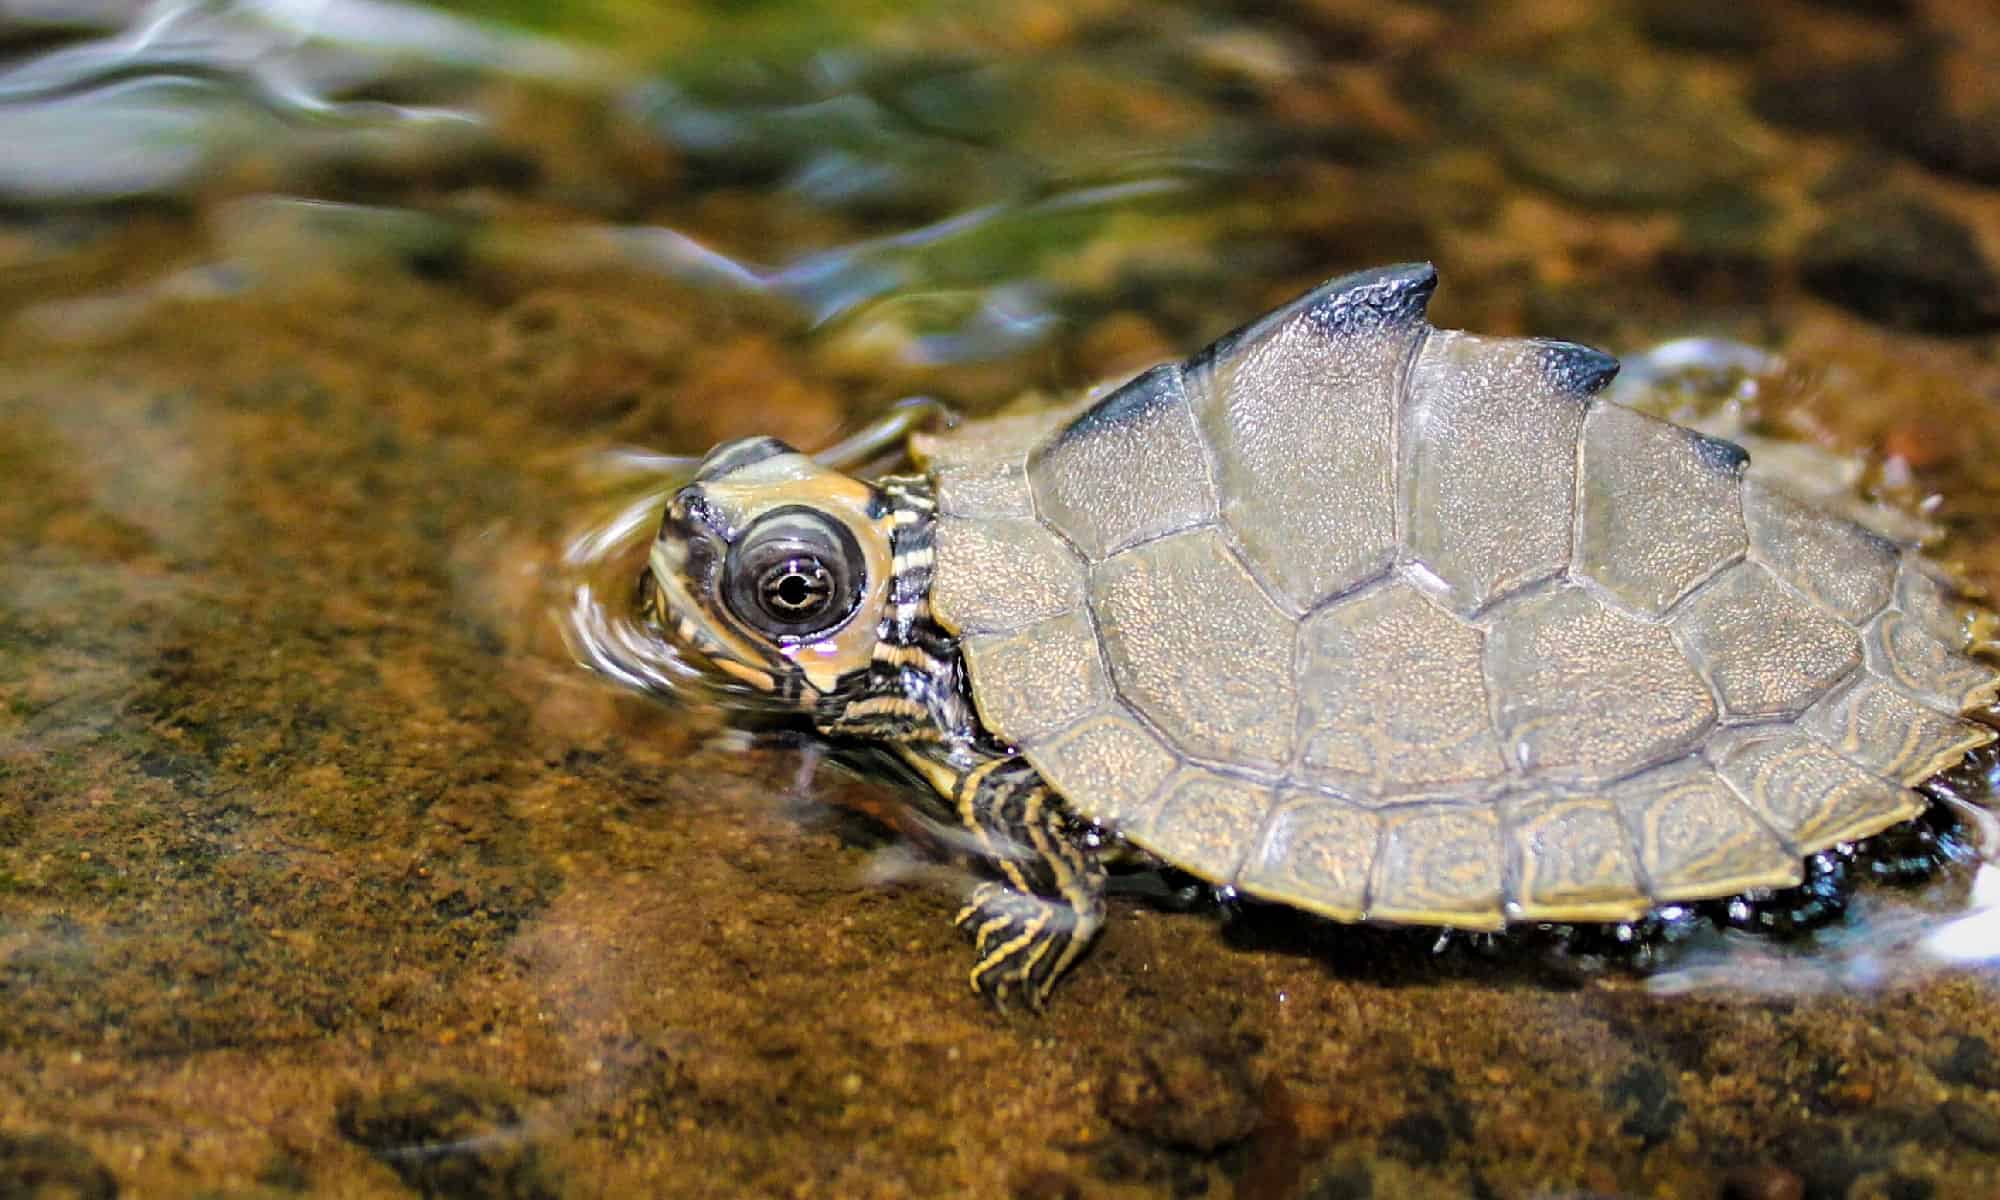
[640,263,2000,1009]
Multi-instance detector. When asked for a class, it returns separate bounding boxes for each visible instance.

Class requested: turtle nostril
[670,490,730,547]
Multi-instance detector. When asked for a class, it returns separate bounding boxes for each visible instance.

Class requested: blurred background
[3,1,2000,1197]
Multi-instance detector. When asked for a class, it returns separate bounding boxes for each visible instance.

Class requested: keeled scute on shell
[926,264,1999,927]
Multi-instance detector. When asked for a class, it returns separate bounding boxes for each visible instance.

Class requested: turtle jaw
[641,443,905,714]
[643,501,795,703]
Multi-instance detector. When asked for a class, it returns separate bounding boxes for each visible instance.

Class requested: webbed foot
[954,880,1101,1011]
[942,756,1107,1010]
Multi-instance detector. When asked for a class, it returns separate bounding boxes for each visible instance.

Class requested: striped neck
[815,476,984,753]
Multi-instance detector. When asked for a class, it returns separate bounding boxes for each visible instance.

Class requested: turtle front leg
[949,757,1106,1011]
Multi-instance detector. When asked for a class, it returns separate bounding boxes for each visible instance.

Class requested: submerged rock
[1799,198,2000,334]
[1753,47,2000,187]
[1936,1034,2000,1090]
[334,1080,559,1200]
[1102,1032,1262,1153]
[1751,51,1938,145]
[1939,1099,2000,1153]
[1457,67,1769,208]
[1721,1165,1805,1200]
[1635,0,1771,52]
[1912,106,2000,186]
[0,1133,118,1200]
[1800,0,1916,16]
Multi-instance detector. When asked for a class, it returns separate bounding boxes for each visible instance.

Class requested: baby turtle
[639,263,2000,1008]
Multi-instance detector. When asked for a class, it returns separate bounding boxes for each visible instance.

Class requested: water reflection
[0,0,592,202]
[13,183,1154,368]
[0,2,457,124]
[559,468,701,700]
[14,195,460,341]
[4,2,1228,368]
[1629,761,2000,991]
[1646,864,2000,998]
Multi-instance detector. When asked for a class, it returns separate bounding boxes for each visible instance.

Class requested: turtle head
[641,437,895,707]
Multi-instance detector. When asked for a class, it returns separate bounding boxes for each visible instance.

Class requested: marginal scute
[1801,675,1995,785]
[1236,790,1379,922]
[1484,585,1716,784]
[1896,557,1972,644]
[1539,341,1621,394]
[1707,728,1925,853]
[1670,560,1862,719]
[1864,607,2000,713]
[1369,804,1504,929]
[1742,482,1897,624]
[913,396,1087,474]
[1028,364,1216,562]
[1576,402,1747,617]
[1187,265,1432,611]
[930,516,1087,635]
[1028,710,1180,827]
[1296,581,1506,798]
[1500,790,1648,922]
[1092,528,1298,772]
[1401,332,1597,615]
[1139,766,1275,884]
[1607,758,1800,900]
[962,612,1111,746]
[933,457,1034,519]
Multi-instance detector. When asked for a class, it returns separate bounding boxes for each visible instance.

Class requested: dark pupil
[761,559,831,615]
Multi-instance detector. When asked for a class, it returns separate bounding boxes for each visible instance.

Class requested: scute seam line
[1389,321,1431,570]
[1186,341,1326,624]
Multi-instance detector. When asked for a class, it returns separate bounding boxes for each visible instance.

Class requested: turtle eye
[724,506,864,639]
[758,556,834,618]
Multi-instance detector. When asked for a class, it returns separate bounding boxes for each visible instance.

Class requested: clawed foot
[953,880,1100,1012]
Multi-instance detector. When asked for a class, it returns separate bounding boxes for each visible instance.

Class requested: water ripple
[0,0,602,202]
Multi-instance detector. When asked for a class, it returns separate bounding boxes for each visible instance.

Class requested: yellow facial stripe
[701,455,897,694]
[647,539,779,693]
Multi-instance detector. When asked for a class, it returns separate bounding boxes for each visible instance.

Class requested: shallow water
[5,2,2000,1197]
